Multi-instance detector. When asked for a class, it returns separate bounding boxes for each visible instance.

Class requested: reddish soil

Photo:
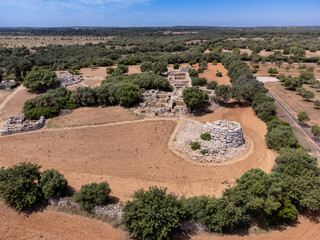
[252,63,320,79]
[0,90,11,105]
[199,63,230,85]
[188,214,319,240]
[47,106,141,128]
[306,50,320,58]
[0,106,276,202]
[0,202,127,240]
[265,82,320,125]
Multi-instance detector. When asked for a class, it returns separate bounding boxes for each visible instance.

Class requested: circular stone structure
[203,120,245,148]
[172,120,246,163]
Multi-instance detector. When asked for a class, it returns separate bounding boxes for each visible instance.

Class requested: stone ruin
[136,66,214,117]
[1,114,46,135]
[57,73,83,87]
[173,120,246,163]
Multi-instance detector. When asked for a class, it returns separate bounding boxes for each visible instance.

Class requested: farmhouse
[0,79,17,90]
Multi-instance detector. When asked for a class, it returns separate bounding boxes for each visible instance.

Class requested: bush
[182,87,209,110]
[302,90,315,101]
[314,100,320,108]
[254,101,277,121]
[188,69,199,78]
[0,163,41,211]
[25,106,60,120]
[268,68,278,75]
[23,69,60,92]
[215,85,232,102]
[173,63,180,70]
[216,71,223,77]
[297,111,310,123]
[206,81,217,90]
[181,196,209,223]
[200,132,212,141]
[265,125,299,152]
[73,182,111,211]
[115,83,142,107]
[201,149,207,155]
[191,141,201,151]
[140,61,153,72]
[39,169,68,200]
[123,187,184,240]
[153,61,168,74]
[311,125,320,137]
[192,77,207,86]
[72,87,97,107]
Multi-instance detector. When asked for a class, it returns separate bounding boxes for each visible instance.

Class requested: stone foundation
[173,120,246,163]
[57,73,83,87]
[1,114,46,135]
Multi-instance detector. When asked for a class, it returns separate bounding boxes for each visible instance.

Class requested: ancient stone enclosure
[57,73,83,87]
[136,66,214,117]
[173,120,246,163]
[0,114,46,135]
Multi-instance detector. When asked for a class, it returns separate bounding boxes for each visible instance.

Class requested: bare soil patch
[0,106,276,202]
[265,82,320,126]
[0,201,127,240]
[252,63,320,79]
[306,50,320,58]
[199,63,231,85]
[0,90,11,105]
[47,106,141,128]
[0,35,114,48]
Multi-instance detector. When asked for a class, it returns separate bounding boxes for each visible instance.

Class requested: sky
[0,0,320,27]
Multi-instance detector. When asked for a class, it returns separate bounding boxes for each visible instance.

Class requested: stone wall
[203,120,245,148]
[57,73,82,87]
[1,114,46,135]
[48,197,123,224]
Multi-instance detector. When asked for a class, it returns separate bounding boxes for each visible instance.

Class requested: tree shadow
[21,201,47,217]
[108,195,120,204]
[301,209,320,224]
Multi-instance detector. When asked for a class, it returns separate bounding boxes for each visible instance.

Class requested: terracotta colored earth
[199,63,230,85]
[47,106,141,128]
[0,202,127,240]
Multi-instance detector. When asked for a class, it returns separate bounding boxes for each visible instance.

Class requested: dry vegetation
[0,35,114,48]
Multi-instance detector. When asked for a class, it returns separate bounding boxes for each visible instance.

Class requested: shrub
[302,90,315,101]
[254,101,277,121]
[73,182,111,211]
[72,87,97,107]
[265,125,299,152]
[268,68,278,75]
[181,196,209,223]
[201,149,207,155]
[297,112,310,123]
[173,63,180,70]
[123,187,184,240]
[200,132,212,141]
[192,77,207,86]
[23,69,60,92]
[39,169,68,200]
[206,81,217,90]
[191,141,201,151]
[215,84,232,102]
[140,61,153,72]
[182,87,209,110]
[115,83,142,107]
[25,106,60,120]
[314,100,320,108]
[311,125,320,137]
[216,71,223,77]
[188,69,199,78]
[153,61,168,74]
[0,163,41,211]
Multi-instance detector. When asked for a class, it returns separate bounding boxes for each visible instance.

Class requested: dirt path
[0,85,24,115]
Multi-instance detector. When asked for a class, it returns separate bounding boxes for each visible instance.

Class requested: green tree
[272,150,320,211]
[206,81,217,90]
[297,112,310,123]
[23,69,60,92]
[173,63,180,70]
[314,100,320,108]
[265,126,299,152]
[115,83,142,107]
[153,62,168,74]
[215,85,232,102]
[0,163,41,211]
[140,61,153,72]
[188,69,199,78]
[73,182,111,211]
[199,60,208,69]
[311,125,320,137]
[302,91,315,101]
[39,169,68,200]
[191,77,207,86]
[182,87,209,110]
[123,187,184,240]
[268,68,278,76]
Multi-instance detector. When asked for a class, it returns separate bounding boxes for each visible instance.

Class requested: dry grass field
[0,35,114,48]
[252,63,320,79]
[265,82,320,125]
[199,63,231,85]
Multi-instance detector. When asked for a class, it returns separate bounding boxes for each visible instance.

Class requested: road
[267,89,320,159]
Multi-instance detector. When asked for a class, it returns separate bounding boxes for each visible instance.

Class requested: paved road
[267,90,320,159]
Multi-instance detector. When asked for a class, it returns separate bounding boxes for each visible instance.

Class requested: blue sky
[0,0,320,27]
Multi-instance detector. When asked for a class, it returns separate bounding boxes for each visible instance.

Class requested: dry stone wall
[57,73,83,87]
[1,114,46,135]
[173,120,246,163]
